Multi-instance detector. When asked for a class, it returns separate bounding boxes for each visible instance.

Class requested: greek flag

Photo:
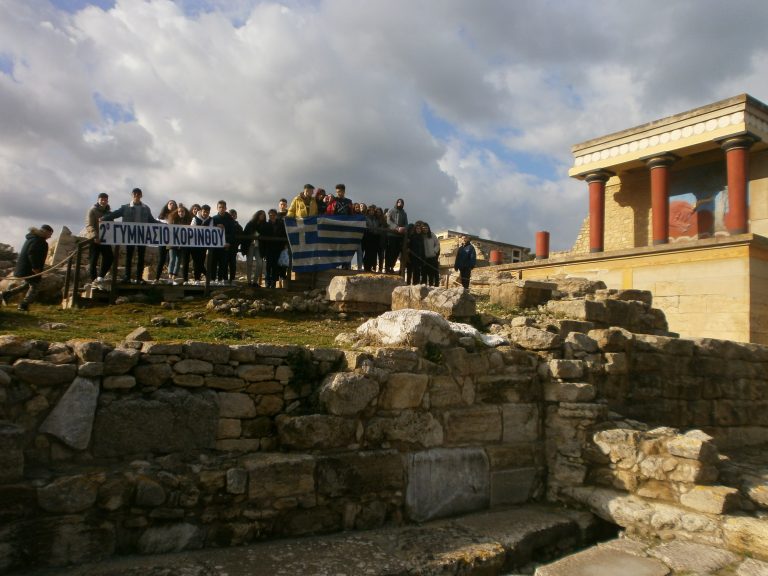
[284,215,367,272]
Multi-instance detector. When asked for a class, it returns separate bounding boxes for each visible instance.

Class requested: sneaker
[17,301,29,312]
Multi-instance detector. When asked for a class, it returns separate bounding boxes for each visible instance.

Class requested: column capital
[584,170,614,184]
[719,133,760,152]
[643,153,678,170]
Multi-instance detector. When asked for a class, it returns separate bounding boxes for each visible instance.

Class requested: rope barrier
[3,239,91,281]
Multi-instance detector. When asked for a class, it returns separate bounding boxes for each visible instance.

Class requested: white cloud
[1,0,768,255]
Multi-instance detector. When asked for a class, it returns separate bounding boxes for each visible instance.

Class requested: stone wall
[0,335,544,572]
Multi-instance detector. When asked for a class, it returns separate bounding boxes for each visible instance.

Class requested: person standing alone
[453,235,476,290]
[1,224,54,311]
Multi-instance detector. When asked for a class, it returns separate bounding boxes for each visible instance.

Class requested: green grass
[0,294,361,347]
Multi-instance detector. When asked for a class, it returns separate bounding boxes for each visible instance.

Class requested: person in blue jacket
[453,234,477,290]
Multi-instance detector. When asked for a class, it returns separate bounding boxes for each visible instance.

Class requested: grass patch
[0,296,360,347]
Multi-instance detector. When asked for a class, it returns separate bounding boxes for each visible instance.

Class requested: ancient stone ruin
[1,277,768,574]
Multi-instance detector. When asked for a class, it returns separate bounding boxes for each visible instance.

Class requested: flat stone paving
[16,505,768,576]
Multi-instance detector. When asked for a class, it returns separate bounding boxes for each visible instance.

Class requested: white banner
[99,222,225,248]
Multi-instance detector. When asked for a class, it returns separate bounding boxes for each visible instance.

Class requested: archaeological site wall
[3,293,768,571]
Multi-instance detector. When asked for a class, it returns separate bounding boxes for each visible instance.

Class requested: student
[453,235,477,290]
[422,222,441,286]
[154,199,178,284]
[287,184,318,218]
[1,224,54,311]
[101,188,158,283]
[325,183,353,215]
[190,204,213,284]
[242,210,266,287]
[228,208,243,284]
[84,192,113,282]
[167,203,192,284]
[385,198,408,273]
[211,200,237,285]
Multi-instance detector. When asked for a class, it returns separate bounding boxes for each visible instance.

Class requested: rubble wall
[0,335,544,572]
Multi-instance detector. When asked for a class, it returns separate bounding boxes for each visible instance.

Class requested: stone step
[20,505,598,576]
[535,537,768,576]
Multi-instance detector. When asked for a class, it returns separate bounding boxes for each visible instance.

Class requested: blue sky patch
[93,92,135,123]
[0,53,13,77]
[50,0,115,13]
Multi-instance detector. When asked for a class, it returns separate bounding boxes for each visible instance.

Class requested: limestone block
[217,418,241,439]
[173,374,204,388]
[327,274,405,305]
[204,376,245,391]
[40,376,99,450]
[680,485,740,515]
[0,335,34,357]
[236,364,275,382]
[588,327,634,352]
[254,394,283,415]
[218,392,256,418]
[173,359,213,374]
[276,414,357,449]
[558,320,596,339]
[366,411,444,448]
[507,326,562,350]
[243,453,316,504]
[134,363,172,387]
[135,477,166,506]
[666,430,719,463]
[12,358,77,385]
[429,375,463,408]
[69,340,105,363]
[356,309,455,348]
[316,450,404,498]
[392,285,476,318]
[226,468,248,494]
[103,348,141,375]
[443,405,502,444]
[476,374,537,403]
[319,372,379,416]
[184,342,230,364]
[216,438,260,452]
[737,558,768,575]
[547,382,595,403]
[379,373,429,410]
[490,467,538,506]
[489,279,556,309]
[0,422,25,483]
[229,344,256,363]
[406,447,489,522]
[547,299,608,323]
[102,374,136,389]
[548,359,585,379]
[92,388,217,457]
[593,429,640,467]
[275,365,293,383]
[37,474,100,513]
[557,402,607,420]
[246,380,282,394]
[723,516,768,560]
[502,403,540,443]
[536,545,670,576]
[137,523,204,555]
[125,327,151,342]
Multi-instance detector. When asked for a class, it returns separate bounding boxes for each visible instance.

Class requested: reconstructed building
[506,94,768,343]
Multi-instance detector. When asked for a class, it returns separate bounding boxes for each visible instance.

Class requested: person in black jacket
[453,235,477,290]
[1,224,54,311]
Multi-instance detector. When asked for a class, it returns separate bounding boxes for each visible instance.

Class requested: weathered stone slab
[723,516,768,560]
[319,372,379,416]
[406,447,489,522]
[37,474,100,513]
[679,485,740,515]
[40,376,99,450]
[490,467,538,506]
[242,453,316,505]
[391,285,476,318]
[173,359,213,375]
[535,546,669,576]
[443,405,502,444]
[69,340,105,363]
[489,279,557,309]
[92,388,217,457]
[317,450,405,498]
[184,342,230,364]
[134,363,172,387]
[355,309,456,348]
[327,274,406,305]
[0,335,34,357]
[502,403,540,443]
[366,411,444,448]
[218,392,256,418]
[103,348,141,375]
[276,414,357,449]
[648,540,739,573]
[379,373,428,410]
[12,359,77,385]
[236,364,275,382]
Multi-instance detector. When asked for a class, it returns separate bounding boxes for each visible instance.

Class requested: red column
[535,231,550,259]
[586,171,611,253]
[721,136,756,235]
[646,154,677,245]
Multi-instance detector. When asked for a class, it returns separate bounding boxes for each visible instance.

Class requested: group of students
[82,183,476,289]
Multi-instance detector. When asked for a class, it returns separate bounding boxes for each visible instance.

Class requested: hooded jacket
[15,228,50,278]
[84,202,110,239]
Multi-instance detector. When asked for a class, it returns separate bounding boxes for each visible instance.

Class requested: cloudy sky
[2,0,768,253]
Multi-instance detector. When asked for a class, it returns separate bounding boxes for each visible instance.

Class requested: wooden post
[109,245,120,304]
[71,242,83,308]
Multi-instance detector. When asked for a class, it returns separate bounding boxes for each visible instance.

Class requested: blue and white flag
[284,215,367,272]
